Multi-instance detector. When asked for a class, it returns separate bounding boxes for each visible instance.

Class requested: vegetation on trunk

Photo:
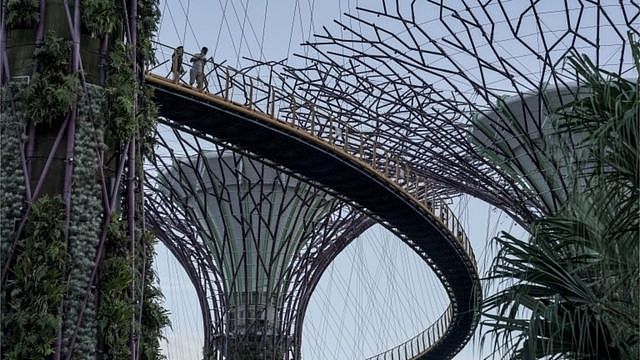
[1,0,166,358]
[1,195,67,359]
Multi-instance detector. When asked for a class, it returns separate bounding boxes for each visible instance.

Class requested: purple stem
[128,0,138,357]
[36,0,46,44]
[32,116,71,198]
[0,113,72,288]
[61,0,80,241]
[128,138,137,360]
[64,143,132,360]
[32,0,46,194]
[110,141,131,206]
[60,0,80,357]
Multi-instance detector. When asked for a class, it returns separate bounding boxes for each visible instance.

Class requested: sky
[149,1,633,359]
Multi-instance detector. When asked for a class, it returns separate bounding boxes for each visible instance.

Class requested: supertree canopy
[273,0,638,226]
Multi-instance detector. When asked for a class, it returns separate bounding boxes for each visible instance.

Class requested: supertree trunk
[0,1,167,359]
[145,124,373,359]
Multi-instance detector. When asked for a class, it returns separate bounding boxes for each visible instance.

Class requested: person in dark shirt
[171,45,184,83]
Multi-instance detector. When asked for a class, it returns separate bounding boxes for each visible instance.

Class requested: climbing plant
[97,214,135,358]
[62,87,105,360]
[138,232,171,360]
[137,0,161,62]
[105,41,137,148]
[1,195,67,359]
[1,1,168,358]
[17,32,79,126]
[5,0,39,29]
[81,0,119,37]
[0,86,25,259]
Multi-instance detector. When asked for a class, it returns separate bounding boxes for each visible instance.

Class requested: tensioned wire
[301,225,452,359]
[155,244,203,360]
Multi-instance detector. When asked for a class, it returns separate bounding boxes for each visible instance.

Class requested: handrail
[146,41,480,359]
[366,306,453,360]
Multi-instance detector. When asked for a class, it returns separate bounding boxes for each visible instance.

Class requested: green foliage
[20,74,80,125]
[483,211,638,359]
[0,87,26,258]
[94,2,164,355]
[62,88,106,359]
[97,214,135,358]
[557,34,639,233]
[105,41,136,148]
[137,0,161,63]
[96,223,170,359]
[139,232,171,360]
[17,33,79,125]
[139,85,159,156]
[136,0,160,153]
[33,33,72,75]
[105,41,158,153]
[5,0,39,29]
[481,35,640,360]
[1,195,67,359]
[1,0,164,357]
[81,0,119,37]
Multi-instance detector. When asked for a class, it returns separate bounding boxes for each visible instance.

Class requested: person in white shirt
[189,46,208,90]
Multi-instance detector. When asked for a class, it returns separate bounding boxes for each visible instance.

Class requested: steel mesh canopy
[262,0,639,225]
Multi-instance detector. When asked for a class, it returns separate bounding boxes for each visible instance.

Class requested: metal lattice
[145,125,372,358]
[268,1,639,226]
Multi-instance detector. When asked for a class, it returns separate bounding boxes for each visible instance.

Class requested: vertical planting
[0,86,26,261]
[1,195,67,359]
[97,215,135,358]
[62,86,105,359]
[137,232,171,360]
[18,33,79,126]
[4,0,39,29]
[2,0,168,358]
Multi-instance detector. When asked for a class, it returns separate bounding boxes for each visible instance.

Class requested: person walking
[171,45,185,83]
[189,46,208,91]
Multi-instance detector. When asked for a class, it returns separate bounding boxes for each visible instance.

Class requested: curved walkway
[144,47,481,359]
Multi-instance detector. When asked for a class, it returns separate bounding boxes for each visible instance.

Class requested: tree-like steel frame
[143,2,637,358]
[144,125,373,358]
[276,1,639,226]
[144,37,480,358]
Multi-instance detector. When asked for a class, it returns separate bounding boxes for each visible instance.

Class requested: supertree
[144,122,373,359]
[271,0,638,226]
[0,1,168,359]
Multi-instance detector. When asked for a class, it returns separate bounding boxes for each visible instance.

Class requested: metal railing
[366,306,454,360]
[146,41,479,360]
